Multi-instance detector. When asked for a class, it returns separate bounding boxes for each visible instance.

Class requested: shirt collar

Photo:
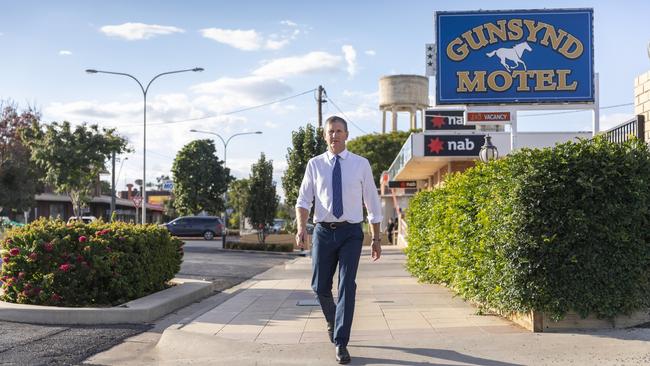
[326,149,349,161]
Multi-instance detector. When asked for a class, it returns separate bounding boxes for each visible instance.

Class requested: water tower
[379,75,429,133]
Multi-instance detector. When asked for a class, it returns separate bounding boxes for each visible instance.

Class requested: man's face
[325,121,348,153]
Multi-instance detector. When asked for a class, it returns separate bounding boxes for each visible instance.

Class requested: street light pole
[189,129,262,246]
[86,67,204,224]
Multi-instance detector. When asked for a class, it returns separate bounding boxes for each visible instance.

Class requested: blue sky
[2,0,649,199]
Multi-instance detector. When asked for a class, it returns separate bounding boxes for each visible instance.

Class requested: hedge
[0,219,183,307]
[405,137,650,320]
[225,241,293,252]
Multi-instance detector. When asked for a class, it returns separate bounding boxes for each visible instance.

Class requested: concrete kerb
[0,278,217,325]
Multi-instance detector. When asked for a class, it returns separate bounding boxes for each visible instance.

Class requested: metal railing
[601,115,645,144]
[387,133,413,181]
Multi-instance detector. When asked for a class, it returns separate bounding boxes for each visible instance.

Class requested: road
[0,239,296,366]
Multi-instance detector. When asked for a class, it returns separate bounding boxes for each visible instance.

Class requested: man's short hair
[325,116,348,132]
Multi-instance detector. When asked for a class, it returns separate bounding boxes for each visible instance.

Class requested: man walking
[295,116,382,364]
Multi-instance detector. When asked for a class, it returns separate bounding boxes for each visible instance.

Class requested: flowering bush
[0,218,183,307]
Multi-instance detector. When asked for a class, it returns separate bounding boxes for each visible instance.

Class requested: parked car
[67,216,97,224]
[0,216,25,229]
[270,219,286,234]
[162,216,224,240]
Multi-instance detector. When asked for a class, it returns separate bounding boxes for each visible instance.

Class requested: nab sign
[425,110,475,130]
[436,9,594,104]
[424,135,484,157]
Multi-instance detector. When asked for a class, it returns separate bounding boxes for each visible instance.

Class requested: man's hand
[295,227,307,249]
[371,240,382,261]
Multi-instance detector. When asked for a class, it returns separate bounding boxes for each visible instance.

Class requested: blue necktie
[332,155,343,219]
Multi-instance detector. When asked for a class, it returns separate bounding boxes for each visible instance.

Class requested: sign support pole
[592,72,600,136]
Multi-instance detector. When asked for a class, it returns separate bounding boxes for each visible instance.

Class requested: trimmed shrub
[405,137,650,320]
[0,219,183,307]
[225,241,293,252]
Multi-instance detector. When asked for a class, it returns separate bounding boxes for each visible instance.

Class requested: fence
[601,115,645,144]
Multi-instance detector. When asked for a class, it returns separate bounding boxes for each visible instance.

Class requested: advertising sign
[388,181,417,188]
[436,9,594,104]
[424,135,484,157]
[425,109,475,130]
[465,111,513,125]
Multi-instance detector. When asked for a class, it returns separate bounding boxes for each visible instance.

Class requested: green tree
[281,124,326,209]
[246,153,278,243]
[346,130,413,184]
[155,174,171,190]
[171,139,231,216]
[163,195,177,222]
[0,103,42,213]
[100,180,112,195]
[22,121,129,218]
[228,178,250,230]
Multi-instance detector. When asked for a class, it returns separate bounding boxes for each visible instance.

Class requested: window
[49,204,65,219]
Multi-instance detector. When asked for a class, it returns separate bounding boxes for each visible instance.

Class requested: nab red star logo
[432,116,445,128]
[427,137,444,154]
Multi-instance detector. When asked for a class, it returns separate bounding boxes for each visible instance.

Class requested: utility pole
[317,85,324,128]
[110,151,116,221]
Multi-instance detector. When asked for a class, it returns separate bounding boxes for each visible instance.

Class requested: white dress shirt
[296,149,383,224]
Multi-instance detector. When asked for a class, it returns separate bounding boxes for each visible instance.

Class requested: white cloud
[365,50,376,56]
[599,112,634,131]
[265,38,290,50]
[264,120,279,129]
[253,51,343,78]
[201,23,303,51]
[58,50,72,56]
[191,76,292,103]
[200,28,263,51]
[100,22,184,40]
[280,20,298,27]
[342,45,358,77]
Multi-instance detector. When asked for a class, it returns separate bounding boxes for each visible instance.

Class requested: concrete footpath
[87,247,650,365]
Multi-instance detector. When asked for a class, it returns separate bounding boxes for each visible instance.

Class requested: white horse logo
[486,42,533,72]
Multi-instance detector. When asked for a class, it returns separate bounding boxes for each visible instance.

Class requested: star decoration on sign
[427,137,445,154]
[432,116,445,128]
[427,45,433,51]
[428,61,433,66]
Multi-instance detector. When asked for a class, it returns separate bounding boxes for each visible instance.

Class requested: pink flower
[5,239,12,245]
[28,252,38,261]
[78,236,87,243]
[59,263,72,272]
[100,229,110,235]
[50,293,62,302]
[18,272,25,279]
[9,248,20,256]
[2,256,10,263]
[43,242,54,252]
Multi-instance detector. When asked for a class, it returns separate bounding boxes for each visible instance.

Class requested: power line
[101,88,317,130]
[324,92,368,134]
[518,102,633,118]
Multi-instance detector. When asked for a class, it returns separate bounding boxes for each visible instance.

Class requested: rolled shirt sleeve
[362,159,383,224]
[295,159,315,211]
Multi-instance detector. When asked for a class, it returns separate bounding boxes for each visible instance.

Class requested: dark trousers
[311,223,363,347]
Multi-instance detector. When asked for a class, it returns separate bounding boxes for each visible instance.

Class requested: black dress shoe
[336,346,351,364]
[327,321,334,344]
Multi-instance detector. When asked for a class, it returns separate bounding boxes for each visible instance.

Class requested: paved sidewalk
[87,247,650,365]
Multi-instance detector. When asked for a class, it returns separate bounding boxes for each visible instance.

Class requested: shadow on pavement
[353,345,524,366]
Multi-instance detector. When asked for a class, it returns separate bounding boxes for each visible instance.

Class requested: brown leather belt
[318,221,354,229]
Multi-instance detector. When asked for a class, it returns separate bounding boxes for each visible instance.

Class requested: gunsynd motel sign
[436,9,594,104]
